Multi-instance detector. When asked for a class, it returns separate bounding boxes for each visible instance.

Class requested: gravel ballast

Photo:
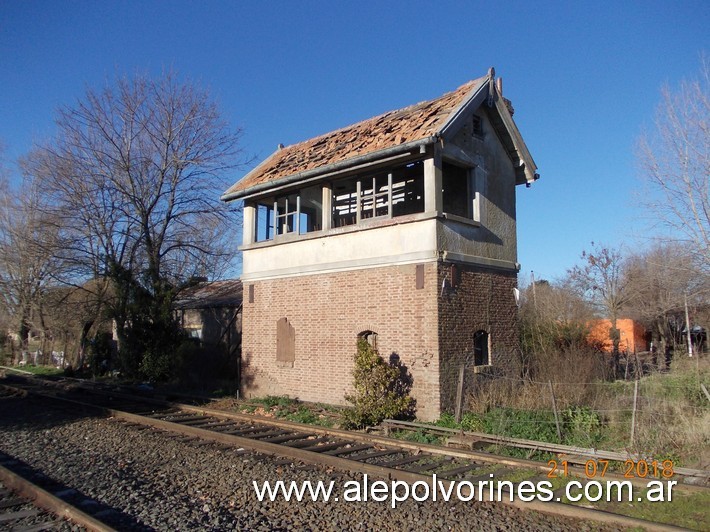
[0,396,621,531]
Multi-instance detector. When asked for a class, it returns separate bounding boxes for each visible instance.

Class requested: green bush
[434,412,485,432]
[285,406,319,424]
[87,332,114,376]
[342,339,414,429]
[139,348,173,382]
[562,406,603,447]
[482,407,559,442]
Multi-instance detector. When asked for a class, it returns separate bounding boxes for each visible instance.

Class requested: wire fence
[454,358,710,453]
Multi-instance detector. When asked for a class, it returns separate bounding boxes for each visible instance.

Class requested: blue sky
[1,0,707,281]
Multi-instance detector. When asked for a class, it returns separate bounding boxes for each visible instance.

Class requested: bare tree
[39,278,115,368]
[0,175,64,353]
[637,55,710,271]
[568,244,631,356]
[624,242,709,355]
[22,71,245,377]
[519,277,598,379]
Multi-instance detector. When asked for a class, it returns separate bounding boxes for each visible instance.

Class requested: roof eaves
[492,94,538,184]
[221,135,437,202]
[221,151,282,201]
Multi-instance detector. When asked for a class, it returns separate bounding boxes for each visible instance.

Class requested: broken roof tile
[224,75,489,198]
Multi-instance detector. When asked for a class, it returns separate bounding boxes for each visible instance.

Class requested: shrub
[562,406,603,447]
[86,332,114,376]
[435,412,485,432]
[343,339,414,429]
[482,407,559,443]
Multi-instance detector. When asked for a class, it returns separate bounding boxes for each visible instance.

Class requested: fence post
[454,364,465,423]
[700,384,710,404]
[630,379,639,447]
[548,380,562,443]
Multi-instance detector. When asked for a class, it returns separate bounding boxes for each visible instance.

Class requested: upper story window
[254,184,322,242]
[442,162,479,222]
[472,114,483,138]
[332,160,424,227]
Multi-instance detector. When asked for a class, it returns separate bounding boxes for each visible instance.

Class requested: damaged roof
[174,279,243,310]
[223,69,536,201]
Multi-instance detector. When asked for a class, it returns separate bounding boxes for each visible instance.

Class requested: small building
[174,279,243,356]
[587,318,649,353]
[222,69,537,420]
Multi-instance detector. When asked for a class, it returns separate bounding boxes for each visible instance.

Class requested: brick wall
[241,262,442,420]
[241,261,519,420]
[436,264,519,413]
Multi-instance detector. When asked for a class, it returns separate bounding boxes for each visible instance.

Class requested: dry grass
[465,350,710,466]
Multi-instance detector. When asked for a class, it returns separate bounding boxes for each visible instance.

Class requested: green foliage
[434,412,485,432]
[562,406,603,446]
[342,339,414,429]
[9,365,64,376]
[86,332,114,377]
[285,406,320,425]
[252,395,297,408]
[394,429,442,445]
[109,263,185,381]
[139,348,173,382]
[482,407,560,442]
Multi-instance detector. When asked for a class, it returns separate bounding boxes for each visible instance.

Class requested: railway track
[2,373,708,530]
[0,448,119,531]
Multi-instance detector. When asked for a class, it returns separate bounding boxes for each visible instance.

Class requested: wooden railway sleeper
[348,449,402,461]
[323,444,374,456]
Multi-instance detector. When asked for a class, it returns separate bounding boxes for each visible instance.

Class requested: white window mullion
[295,195,301,234]
[356,180,362,224]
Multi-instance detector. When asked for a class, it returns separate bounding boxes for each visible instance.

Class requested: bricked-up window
[332,161,424,227]
[473,330,489,366]
[276,317,296,365]
[442,162,478,221]
[254,185,322,242]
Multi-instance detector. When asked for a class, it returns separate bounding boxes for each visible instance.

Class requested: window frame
[473,329,490,367]
[254,185,322,242]
[332,160,424,228]
[442,161,481,224]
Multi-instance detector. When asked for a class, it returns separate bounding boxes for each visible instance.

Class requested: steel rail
[0,462,117,532]
[11,384,693,532]
[76,386,706,491]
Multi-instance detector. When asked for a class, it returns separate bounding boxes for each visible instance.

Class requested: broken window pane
[360,173,389,220]
[442,162,471,218]
[332,160,424,226]
[275,193,299,235]
[332,178,358,227]
[254,185,323,240]
[391,161,424,216]
[255,203,275,242]
[297,185,322,234]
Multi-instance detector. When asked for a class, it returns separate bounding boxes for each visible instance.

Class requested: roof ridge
[223,73,493,199]
[278,77,482,152]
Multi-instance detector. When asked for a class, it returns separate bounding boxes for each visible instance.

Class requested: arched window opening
[473,330,489,366]
[358,330,378,350]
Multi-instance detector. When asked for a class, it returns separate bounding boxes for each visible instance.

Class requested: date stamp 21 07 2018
[547,459,675,479]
